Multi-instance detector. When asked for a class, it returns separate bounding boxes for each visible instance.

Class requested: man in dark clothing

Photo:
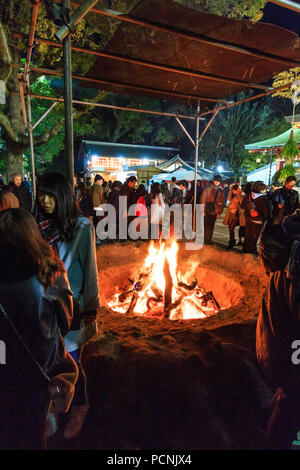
[169,180,187,205]
[256,214,300,449]
[272,176,299,223]
[200,175,224,245]
[8,174,32,212]
[241,181,269,254]
[120,176,138,227]
[120,176,137,209]
[185,179,203,207]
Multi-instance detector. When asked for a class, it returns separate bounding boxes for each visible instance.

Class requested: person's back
[256,214,300,449]
[0,208,75,449]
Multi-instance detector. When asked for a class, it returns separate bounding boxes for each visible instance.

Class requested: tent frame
[18,0,297,221]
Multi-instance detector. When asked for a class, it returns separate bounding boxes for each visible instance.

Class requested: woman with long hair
[0,208,75,449]
[35,172,100,440]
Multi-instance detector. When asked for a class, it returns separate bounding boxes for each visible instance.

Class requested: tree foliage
[199,92,273,177]
[272,68,300,100]
[176,0,267,21]
[0,0,272,179]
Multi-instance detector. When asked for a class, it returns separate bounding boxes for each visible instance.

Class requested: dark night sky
[260,1,300,34]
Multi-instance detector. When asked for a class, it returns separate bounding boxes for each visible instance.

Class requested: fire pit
[81,243,270,451]
[100,240,246,324]
[107,240,221,320]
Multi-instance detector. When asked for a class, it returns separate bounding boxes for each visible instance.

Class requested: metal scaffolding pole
[193,100,200,231]
[12,92,196,120]
[22,0,40,200]
[26,77,37,202]
[62,0,74,185]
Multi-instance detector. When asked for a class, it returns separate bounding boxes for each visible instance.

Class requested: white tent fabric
[152,167,211,182]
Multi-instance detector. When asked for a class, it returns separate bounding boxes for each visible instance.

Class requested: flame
[108,240,219,320]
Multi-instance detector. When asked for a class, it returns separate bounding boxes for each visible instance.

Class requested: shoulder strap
[0,302,51,383]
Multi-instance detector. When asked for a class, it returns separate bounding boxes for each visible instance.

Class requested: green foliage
[272,68,300,100]
[280,131,299,164]
[273,164,296,185]
[174,0,267,21]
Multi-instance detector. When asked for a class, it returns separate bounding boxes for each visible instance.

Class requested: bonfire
[108,240,220,320]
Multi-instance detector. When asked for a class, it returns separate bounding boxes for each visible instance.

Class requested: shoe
[63,403,90,439]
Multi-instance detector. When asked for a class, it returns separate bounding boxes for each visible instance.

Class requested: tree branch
[0,109,18,142]
[0,22,12,81]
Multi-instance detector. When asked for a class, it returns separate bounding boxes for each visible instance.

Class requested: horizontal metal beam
[11,63,230,104]
[12,91,197,120]
[199,81,293,117]
[267,0,300,13]
[56,0,300,68]
[13,32,270,91]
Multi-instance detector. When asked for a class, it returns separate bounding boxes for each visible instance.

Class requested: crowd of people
[0,169,300,450]
[73,172,299,256]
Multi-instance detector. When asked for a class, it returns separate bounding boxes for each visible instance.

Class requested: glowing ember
[107,240,220,320]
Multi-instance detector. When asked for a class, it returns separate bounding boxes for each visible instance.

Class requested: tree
[199,92,273,177]
[177,0,267,21]
[0,0,269,180]
[272,68,300,100]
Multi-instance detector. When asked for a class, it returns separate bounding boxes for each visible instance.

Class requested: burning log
[146,296,162,311]
[200,291,220,312]
[178,280,197,291]
[126,291,138,315]
[163,258,173,318]
[108,240,221,320]
[164,295,184,317]
[118,288,134,303]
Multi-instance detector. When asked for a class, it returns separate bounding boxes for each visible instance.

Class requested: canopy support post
[26,77,37,203]
[62,0,74,186]
[193,100,200,231]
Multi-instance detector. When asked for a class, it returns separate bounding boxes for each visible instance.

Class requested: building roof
[79,140,180,159]
[82,0,300,106]
[158,155,194,170]
[245,128,300,151]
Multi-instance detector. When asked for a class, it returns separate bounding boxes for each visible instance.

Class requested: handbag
[0,301,78,413]
[248,195,259,218]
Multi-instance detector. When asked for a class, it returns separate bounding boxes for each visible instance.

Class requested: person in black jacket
[272,176,299,223]
[107,180,123,237]
[256,213,300,449]
[8,173,32,212]
[241,181,270,254]
[0,208,77,449]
